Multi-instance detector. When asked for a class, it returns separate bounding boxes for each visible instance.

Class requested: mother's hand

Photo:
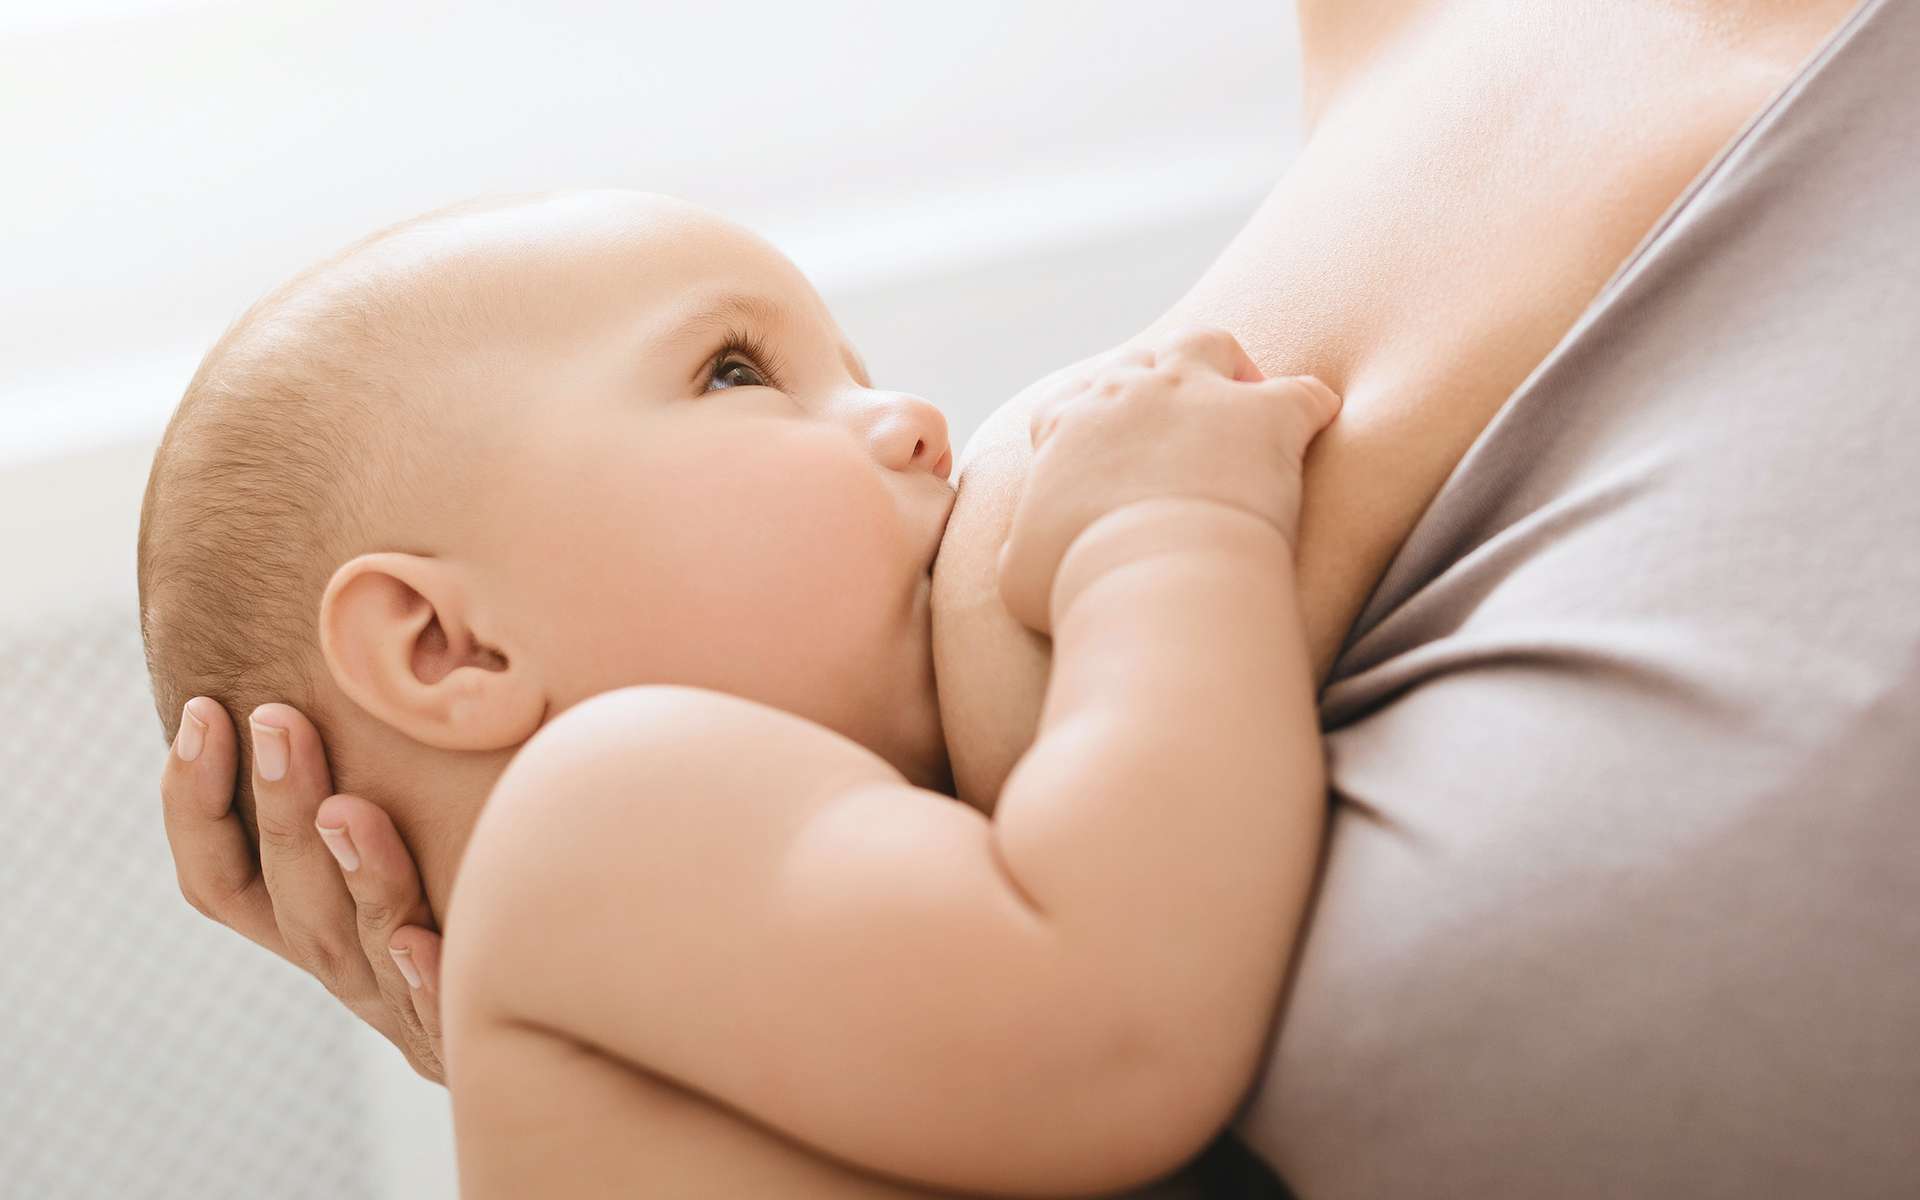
[160,696,446,1083]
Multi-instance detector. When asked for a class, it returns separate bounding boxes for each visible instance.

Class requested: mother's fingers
[316,793,446,1083]
[161,697,286,956]
[249,703,379,1006]
[389,925,445,1082]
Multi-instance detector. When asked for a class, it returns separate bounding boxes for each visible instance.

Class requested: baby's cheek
[511,424,904,710]
[769,447,914,663]
[773,424,900,547]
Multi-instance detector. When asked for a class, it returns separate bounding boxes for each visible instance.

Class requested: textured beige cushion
[1239,0,1920,1194]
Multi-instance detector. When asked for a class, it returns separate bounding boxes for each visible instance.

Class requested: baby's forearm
[993,496,1326,1100]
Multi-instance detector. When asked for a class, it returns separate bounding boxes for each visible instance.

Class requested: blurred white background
[1,1,1303,1195]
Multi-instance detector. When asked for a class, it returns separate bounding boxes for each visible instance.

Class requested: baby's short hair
[138,196,523,833]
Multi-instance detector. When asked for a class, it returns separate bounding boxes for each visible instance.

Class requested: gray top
[1237,0,1920,1194]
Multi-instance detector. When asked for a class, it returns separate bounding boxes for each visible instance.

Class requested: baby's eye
[709,358,768,391]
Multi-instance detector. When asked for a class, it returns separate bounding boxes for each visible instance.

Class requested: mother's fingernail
[316,822,360,872]
[390,946,423,990]
[175,701,208,763]
[250,717,289,782]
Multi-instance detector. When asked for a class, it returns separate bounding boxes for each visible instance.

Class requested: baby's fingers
[315,793,445,1084]
[1158,324,1265,383]
[1269,374,1344,441]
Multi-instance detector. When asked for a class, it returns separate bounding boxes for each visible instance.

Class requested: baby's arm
[442,328,1339,1198]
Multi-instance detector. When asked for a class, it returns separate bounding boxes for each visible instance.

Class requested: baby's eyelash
[708,325,787,390]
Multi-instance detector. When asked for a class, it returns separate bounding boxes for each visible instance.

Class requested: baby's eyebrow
[657,291,870,386]
[670,292,790,341]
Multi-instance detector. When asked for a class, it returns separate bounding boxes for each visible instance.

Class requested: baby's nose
[862,392,952,481]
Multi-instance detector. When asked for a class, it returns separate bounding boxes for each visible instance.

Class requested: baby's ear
[319,552,545,751]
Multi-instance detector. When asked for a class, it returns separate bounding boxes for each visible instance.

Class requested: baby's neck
[335,723,514,919]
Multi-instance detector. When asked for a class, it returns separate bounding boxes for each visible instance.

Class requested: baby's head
[139,190,955,853]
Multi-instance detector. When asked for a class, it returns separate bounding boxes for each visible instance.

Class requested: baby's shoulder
[501,684,901,802]
[444,684,910,1055]
[456,686,908,931]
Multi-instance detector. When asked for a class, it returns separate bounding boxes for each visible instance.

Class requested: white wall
[0,3,1303,1195]
[2,0,1302,466]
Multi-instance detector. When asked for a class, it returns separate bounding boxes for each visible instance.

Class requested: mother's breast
[930,346,1478,816]
[931,384,1051,814]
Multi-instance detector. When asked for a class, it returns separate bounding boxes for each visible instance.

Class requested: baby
[137,190,1339,1198]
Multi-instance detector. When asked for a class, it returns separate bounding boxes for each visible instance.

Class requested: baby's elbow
[1103,1025,1260,1191]
[989,1006,1249,1195]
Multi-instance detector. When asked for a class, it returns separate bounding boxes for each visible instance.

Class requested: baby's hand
[997,326,1341,634]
